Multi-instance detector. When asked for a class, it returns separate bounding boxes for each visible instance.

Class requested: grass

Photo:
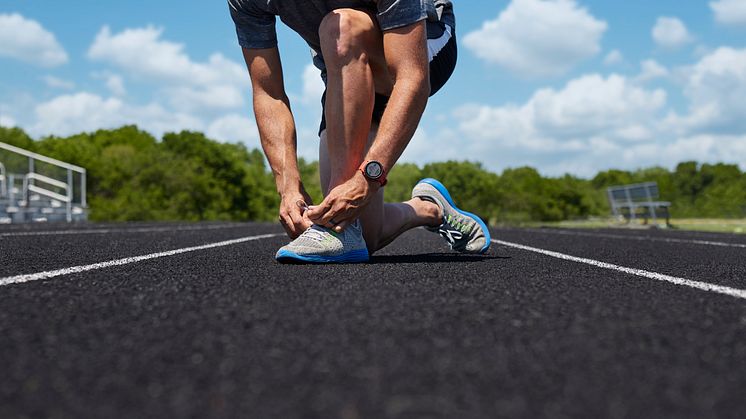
[526,217,746,235]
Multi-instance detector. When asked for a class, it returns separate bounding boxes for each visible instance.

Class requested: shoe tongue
[305,224,334,241]
[308,220,360,239]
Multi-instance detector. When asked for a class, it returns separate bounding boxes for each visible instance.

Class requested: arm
[242,47,312,238]
[365,20,430,172]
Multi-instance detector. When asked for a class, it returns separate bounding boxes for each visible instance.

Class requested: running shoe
[275,220,369,263]
[411,178,491,254]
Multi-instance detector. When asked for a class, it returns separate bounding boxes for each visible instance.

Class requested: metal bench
[607,182,671,226]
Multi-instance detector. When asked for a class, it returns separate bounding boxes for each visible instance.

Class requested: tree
[3,125,745,223]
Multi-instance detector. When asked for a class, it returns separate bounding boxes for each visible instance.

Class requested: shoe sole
[275,248,370,263]
[417,178,492,254]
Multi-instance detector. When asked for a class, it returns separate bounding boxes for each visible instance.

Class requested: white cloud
[88,26,246,87]
[667,47,746,134]
[403,73,673,176]
[710,0,746,26]
[106,74,126,96]
[636,59,669,82]
[652,17,693,49]
[42,75,75,90]
[30,92,202,138]
[92,72,127,96]
[87,26,249,113]
[529,74,666,140]
[540,133,746,176]
[424,55,746,176]
[462,0,607,78]
[603,50,623,66]
[459,73,668,145]
[0,114,16,128]
[0,13,68,67]
[206,114,260,147]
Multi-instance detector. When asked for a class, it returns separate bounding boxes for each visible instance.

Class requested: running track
[1,222,744,418]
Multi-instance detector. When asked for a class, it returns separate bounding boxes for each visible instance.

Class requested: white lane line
[522,228,746,249]
[492,239,746,301]
[0,224,250,237]
[0,233,283,287]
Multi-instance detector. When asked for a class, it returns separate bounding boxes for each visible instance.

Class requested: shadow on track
[369,252,507,265]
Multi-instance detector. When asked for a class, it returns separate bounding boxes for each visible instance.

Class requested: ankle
[410,198,442,227]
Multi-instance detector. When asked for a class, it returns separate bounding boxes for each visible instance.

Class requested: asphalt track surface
[1,222,745,419]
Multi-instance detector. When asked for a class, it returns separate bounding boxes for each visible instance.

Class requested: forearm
[366,20,430,172]
[253,93,302,196]
[365,76,429,171]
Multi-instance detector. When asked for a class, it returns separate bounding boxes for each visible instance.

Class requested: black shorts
[319,23,457,135]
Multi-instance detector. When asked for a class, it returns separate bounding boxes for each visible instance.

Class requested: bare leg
[320,129,440,254]
[319,9,380,189]
[318,9,440,254]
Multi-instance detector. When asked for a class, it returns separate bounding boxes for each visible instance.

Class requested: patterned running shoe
[275,220,369,263]
[411,178,491,254]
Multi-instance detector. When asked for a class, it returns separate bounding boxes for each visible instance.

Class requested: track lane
[1,225,745,419]
[0,222,281,276]
[493,227,746,289]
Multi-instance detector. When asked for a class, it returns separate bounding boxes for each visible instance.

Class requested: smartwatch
[359,160,387,186]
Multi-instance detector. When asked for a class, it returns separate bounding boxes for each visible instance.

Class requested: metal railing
[0,141,87,222]
[0,162,6,198]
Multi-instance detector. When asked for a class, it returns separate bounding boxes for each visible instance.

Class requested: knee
[319,9,376,65]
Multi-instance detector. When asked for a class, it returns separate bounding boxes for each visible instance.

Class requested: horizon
[1,0,745,177]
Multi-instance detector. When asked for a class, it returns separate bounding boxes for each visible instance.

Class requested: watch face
[365,162,383,179]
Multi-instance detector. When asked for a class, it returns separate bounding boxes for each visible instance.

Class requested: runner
[228,0,490,262]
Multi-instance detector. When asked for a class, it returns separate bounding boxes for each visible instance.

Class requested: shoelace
[438,225,463,245]
[445,214,471,234]
[303,226,332,242]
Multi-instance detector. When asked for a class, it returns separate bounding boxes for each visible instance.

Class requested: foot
[411,178,491,254]
[275,220,369,263]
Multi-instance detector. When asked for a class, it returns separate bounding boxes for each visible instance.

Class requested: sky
[1,0,745,177]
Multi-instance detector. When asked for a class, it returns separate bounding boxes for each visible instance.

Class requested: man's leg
[318,9,441,254]
[319,9,381,190]
[319,128,440,253]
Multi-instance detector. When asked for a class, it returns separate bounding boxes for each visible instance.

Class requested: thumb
[305,202,328,220]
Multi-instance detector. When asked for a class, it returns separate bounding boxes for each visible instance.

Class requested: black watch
[359,160,388,186]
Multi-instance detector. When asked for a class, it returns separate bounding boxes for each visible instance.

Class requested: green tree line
[1,126,745,223]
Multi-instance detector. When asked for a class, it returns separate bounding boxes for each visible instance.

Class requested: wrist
[354,170,380,193]
[277,176,303,196]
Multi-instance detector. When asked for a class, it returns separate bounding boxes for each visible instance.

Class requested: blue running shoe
[275,220,369,263]
[412,178,491,254]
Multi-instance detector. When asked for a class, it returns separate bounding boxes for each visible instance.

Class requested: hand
[306,171,378,233]
[278,187,314,239]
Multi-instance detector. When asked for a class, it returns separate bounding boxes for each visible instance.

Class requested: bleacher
[0,142,87,224]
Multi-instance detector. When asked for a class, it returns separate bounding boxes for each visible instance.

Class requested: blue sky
[1,0,745,177]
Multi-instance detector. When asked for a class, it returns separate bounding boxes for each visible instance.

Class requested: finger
[307,201,336,225]
[302,192,314,207]
[286,208,307,237]
[322,218,340,230]
[329,209,359,232]
[333,219,349,233]
[283,206,307,237]
[317,206,343,227]
[305,202,325,219]
[279,214,296,239]
[300,212,313,230]
[295,200,309,214]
